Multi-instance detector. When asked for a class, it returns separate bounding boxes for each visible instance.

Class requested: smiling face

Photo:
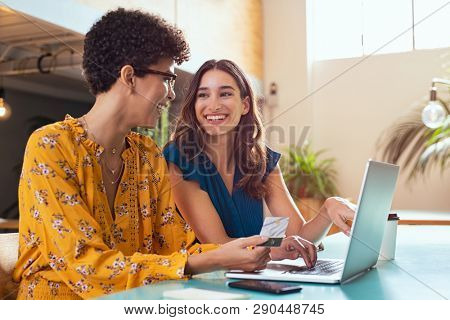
[194,69,249,136]
[128,57,176,128]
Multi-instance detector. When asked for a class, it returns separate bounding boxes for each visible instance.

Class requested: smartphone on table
[228,280,302,294]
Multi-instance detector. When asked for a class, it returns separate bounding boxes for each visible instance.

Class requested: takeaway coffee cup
[379,213,400,260]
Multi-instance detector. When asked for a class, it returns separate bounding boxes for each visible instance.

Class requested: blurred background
[0,0,448,227]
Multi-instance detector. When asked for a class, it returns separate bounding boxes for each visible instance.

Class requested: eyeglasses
[134,68,177,88]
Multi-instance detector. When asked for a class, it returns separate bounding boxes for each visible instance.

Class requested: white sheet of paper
[259,217,289,237]
[162,288,249,300]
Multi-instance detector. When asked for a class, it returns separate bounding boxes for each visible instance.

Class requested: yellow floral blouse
[13,115,215,300]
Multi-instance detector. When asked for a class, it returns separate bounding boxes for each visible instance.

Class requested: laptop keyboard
[283,260,344,276]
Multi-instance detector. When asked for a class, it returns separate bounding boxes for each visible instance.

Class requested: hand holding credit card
[257,217,289,247]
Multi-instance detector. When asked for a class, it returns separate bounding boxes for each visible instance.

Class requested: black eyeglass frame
[133,68,177,88]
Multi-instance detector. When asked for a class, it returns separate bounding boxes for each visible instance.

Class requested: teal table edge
[99,225,450,300]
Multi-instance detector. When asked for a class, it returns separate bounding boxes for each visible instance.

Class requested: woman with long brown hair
[164,59,356,267]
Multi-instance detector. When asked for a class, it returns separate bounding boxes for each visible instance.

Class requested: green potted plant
[377,106,449,181]
[281,144,339,223]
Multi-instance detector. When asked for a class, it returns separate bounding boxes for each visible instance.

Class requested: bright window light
[414,0,450,50]
[309,0,450,61]
[362,0,413,55]
[311,0,363,61]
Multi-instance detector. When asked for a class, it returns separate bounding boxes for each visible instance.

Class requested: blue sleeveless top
[163,143,281,238]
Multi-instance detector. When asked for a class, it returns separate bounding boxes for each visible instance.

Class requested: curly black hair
[82,8,190,95]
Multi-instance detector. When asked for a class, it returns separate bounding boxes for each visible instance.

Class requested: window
[362,0,413,55]
[414,0,450,50]
[310,0,363,61]
[309,0,450,61]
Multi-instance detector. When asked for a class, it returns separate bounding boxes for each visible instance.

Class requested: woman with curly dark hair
[164,59,356,267]
[13,9,270,300]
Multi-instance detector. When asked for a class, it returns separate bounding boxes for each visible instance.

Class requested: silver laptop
[226,160,400,284]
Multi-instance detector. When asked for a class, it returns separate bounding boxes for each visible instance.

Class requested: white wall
[263,0,312,148]
[312,49,450,211]
[263,0,450,211]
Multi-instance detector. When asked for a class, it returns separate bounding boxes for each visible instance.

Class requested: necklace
[102,153,123,176]
[81,115,125,184]
[103,159,125,185]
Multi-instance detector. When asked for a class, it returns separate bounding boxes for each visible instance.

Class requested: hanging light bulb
[0,88,12,121]
[422,81,449,129]
[422,102,446,129]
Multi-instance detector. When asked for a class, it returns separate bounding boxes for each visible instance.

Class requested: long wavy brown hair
[169,59,267,198]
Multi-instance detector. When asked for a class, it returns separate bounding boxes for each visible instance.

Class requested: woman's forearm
[297,202,333,244]
[196,235,235,245]
[184,250,222,275]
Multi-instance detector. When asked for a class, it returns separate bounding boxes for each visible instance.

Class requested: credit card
[257,217,289,247]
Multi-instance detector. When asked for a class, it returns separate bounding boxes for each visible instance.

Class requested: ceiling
[0,6,92,102]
